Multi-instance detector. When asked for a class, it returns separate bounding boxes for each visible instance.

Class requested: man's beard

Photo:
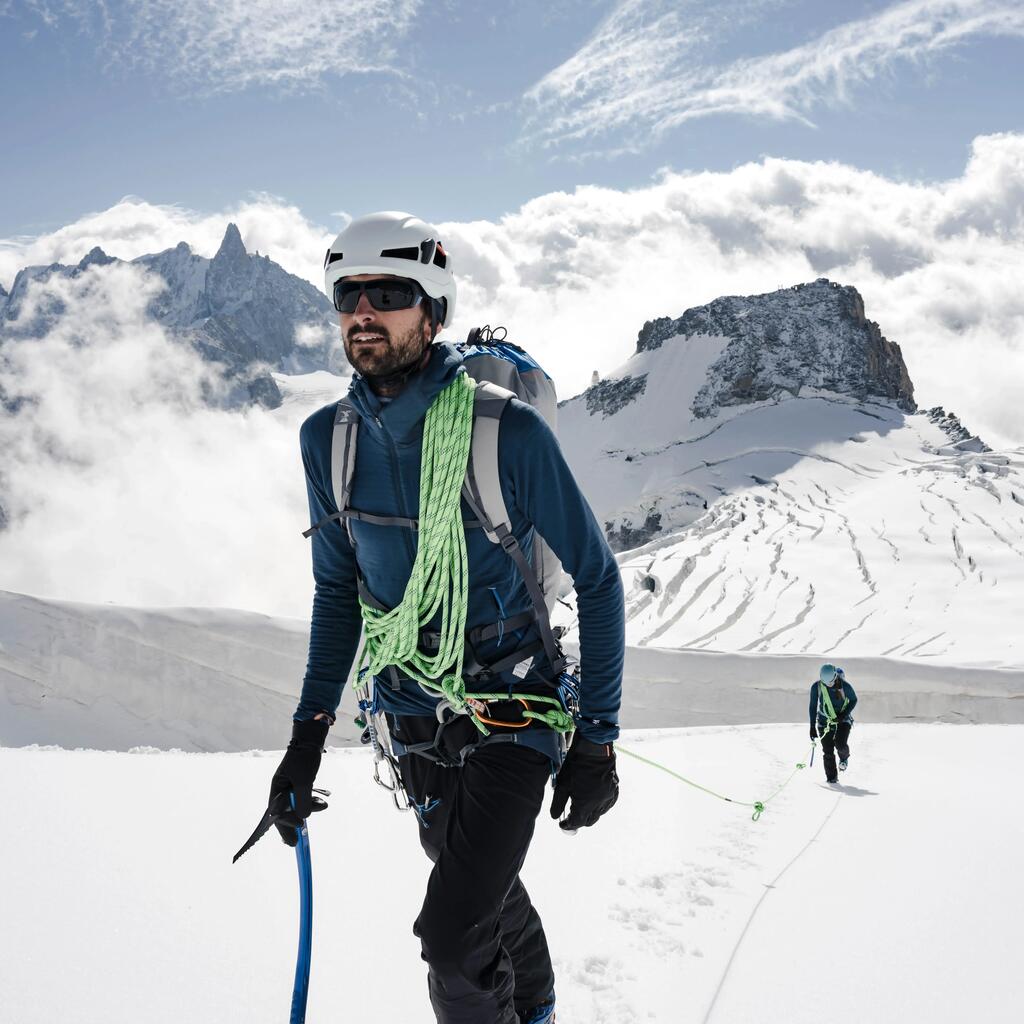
[343,317,429,391]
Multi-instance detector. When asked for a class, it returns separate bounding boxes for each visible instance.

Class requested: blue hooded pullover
[294,342,624,748]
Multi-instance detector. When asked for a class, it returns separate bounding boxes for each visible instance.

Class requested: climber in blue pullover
[810,663,858,783]
[267,213,624,1024]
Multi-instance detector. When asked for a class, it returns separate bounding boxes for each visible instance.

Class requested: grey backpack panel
[461,353,558,431]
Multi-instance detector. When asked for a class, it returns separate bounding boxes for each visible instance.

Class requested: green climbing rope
[357,370,475,705]
[617,743,812,821]
[354,370,574,736]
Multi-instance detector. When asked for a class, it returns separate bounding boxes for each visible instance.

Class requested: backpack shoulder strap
[819,681,838,721]
[301,398,360,540]
[462,380,568,676]
[331,397,360,514]
[463,380,514,539]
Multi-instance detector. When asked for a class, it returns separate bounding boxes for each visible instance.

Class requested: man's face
[339,274,433,378]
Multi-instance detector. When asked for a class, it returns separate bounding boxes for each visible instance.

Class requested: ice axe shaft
[290,795,313,1024]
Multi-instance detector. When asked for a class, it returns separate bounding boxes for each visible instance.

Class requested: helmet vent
[325,251,344,267]
[380,246,419,261]
[432,243,447,269]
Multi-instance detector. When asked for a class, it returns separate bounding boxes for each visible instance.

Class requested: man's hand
[269,718,330,846]
[550,734,619,832]
[809,725,818,741]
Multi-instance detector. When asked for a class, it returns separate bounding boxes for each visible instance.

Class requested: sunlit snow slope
[559,292,1023,667]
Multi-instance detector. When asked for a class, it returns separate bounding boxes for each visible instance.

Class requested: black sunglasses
[333,278,425,314]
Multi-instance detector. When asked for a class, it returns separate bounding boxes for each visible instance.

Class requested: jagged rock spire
[213,222,247,265]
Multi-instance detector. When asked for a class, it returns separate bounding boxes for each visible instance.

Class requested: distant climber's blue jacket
[809,679,857,728]
[295,342,625,745]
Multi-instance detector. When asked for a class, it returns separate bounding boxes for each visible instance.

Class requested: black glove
[550,734,619,832]
[809,725,818,741]
[269,718,330,846]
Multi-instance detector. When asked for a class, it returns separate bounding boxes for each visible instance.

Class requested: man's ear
[424,308,439,343]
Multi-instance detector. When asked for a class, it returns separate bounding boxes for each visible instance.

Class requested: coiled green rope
[357,371,476,703]
[354,370,574,736]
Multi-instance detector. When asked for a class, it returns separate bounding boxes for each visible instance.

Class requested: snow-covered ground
[5,589,1022,753]
[1,724,1019,1024]
[559,332,1024,666]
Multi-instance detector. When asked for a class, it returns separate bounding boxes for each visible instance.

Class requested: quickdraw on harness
[817,680,849,737]
[304,338,581,809]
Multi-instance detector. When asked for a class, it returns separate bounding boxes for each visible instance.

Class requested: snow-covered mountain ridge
[0,224,335,407]
[558,280,1021,666]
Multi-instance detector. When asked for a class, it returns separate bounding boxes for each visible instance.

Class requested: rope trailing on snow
[617,742,814,821]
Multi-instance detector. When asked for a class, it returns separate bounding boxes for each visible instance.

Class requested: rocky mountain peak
[625,278,916,419]
[1,224,336,410]
[212,223,247,266]
[77,246,115,270]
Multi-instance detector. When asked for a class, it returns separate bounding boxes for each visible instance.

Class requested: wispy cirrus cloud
[523,0,1024,150]
[10,0,422,93]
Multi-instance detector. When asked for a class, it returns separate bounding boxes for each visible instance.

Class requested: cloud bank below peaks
[445,131,1024,448]
[0,261,314,617]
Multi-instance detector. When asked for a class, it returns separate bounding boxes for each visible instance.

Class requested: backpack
[304,327,568,679]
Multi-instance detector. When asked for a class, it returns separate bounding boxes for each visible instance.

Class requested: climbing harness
[616,741,814,821]
[817,680,849,737]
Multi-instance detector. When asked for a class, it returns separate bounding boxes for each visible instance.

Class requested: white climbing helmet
[323,211,456,327]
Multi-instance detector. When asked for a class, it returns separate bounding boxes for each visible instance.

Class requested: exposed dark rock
[673,279,916,416]
[925,407,990,452]
[605,509,662,552]
[584,375,648,418]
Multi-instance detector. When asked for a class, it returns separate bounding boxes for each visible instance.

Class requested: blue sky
[1,0,1022,238]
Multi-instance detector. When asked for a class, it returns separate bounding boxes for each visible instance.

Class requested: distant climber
[809,663,857,784]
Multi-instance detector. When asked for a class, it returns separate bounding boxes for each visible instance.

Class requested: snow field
[1,724,1020,1023]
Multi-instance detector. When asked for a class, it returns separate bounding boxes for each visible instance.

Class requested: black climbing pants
[819,721,852,782]
[392,714,555,1024]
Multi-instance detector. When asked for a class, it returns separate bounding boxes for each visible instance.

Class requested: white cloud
[2,134,1023,613]
[444,132,1024,449]
[13,0,421,93]
[0,262,316,616]
[0,194,334,290]
[523,0,1024,149]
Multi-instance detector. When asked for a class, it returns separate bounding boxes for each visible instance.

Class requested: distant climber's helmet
[324,212,456,328]
[819,664,839,686]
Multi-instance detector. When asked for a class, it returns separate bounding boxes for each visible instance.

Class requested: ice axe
[233,788,329,1023]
